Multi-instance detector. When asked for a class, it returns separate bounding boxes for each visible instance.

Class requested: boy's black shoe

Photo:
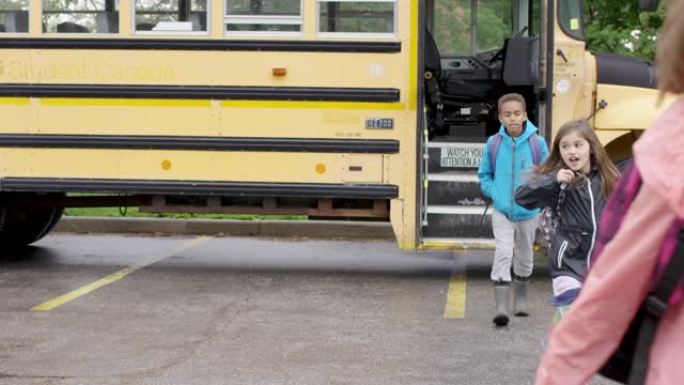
[493,283,511,327]
[493,313,510,326]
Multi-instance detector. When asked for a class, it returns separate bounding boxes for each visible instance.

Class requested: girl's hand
[556,169,575,184]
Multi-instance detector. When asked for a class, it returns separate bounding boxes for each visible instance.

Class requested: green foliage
[434,0,471,55]
[476,0,513,52]
[0,0,28,11]
[433,0,665,60]
[433,0,513,55]
[584,0,665,60]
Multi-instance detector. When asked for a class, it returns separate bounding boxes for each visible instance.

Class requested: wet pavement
[0,234,618,385]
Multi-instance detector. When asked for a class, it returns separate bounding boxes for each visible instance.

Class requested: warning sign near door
[440,143,485,168]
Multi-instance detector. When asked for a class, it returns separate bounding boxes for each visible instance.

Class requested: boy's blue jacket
[478,121,549,221]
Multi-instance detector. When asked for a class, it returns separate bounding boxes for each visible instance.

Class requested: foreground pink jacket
[535,97,684,385]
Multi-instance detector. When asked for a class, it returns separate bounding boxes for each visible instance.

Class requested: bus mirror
[502,37,539,86]
[639,0,659,11]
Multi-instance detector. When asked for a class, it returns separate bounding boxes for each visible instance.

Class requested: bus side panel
[594,84,672,130]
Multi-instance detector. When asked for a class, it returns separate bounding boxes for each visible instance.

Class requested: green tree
[434,0,471,55]
[584,0,665,60]
[476,0,513,52]
[433,0,513,55]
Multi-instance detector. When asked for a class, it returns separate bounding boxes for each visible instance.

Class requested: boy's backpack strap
[529,134,542,165]
[488,133,503,176]
[627,228,684,385]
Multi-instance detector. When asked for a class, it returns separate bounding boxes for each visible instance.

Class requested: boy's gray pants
[490,210,538,282]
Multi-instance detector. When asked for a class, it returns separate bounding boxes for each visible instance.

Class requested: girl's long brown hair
[657,0,684,95]
[536,120,620,198]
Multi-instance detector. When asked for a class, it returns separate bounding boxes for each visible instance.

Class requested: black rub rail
[0,178,399,199]
[0,84,400,102]
[0,134,400,153]
[0,38,402,53]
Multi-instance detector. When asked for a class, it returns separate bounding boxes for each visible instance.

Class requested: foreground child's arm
[514,172,559,209]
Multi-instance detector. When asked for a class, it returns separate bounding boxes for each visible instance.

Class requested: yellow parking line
[31,236,211,312]
[31,267,137,311]
[444,274,467,319]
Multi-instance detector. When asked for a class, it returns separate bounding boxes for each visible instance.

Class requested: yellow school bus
[0,0,668,249]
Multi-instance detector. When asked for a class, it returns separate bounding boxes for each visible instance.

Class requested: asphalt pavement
[0,233,619,385]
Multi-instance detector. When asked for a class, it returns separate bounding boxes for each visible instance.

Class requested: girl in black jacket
[515,120,619,321]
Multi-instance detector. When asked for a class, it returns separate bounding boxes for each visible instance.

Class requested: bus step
[421,237,495,250]
[426,172,484,206]
[422,205,493,239]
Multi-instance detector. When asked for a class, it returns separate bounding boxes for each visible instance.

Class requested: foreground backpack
[592,162,684,384]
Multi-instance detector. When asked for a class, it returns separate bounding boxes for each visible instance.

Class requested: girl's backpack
[592,162,684,384]
[536,183,567,252]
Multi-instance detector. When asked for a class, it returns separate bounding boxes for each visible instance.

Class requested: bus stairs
[421,140,495,249]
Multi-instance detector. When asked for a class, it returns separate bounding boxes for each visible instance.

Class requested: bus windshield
[433,0,516,56]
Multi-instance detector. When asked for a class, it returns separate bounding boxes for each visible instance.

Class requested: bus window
[135,0,208,33]
[433,0,516,56]
[225,0,302,34]
[558,0,584,40]
[43,0,119,33]
[0,0,28,33]
[317,0,396,35]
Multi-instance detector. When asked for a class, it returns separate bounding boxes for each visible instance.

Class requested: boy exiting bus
[478,93,549,327]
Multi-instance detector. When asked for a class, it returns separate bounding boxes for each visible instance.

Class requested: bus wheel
[0,204,64,248]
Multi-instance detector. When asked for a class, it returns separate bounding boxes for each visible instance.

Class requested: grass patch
[65,207,307,220]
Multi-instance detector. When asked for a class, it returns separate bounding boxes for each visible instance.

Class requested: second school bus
[0,0,671,250]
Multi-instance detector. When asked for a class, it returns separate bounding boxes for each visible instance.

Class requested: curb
[54,217,396,240]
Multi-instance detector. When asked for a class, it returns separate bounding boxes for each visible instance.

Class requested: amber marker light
[315,163,326,174]
[272,67,287,77]
[161,160,172,170]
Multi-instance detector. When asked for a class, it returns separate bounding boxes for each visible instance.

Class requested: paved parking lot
[0,234,617,385]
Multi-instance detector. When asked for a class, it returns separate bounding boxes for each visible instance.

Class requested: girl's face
[558,131,591,174]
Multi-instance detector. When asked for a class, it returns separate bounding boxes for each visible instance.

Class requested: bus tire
[0,204,64,249]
